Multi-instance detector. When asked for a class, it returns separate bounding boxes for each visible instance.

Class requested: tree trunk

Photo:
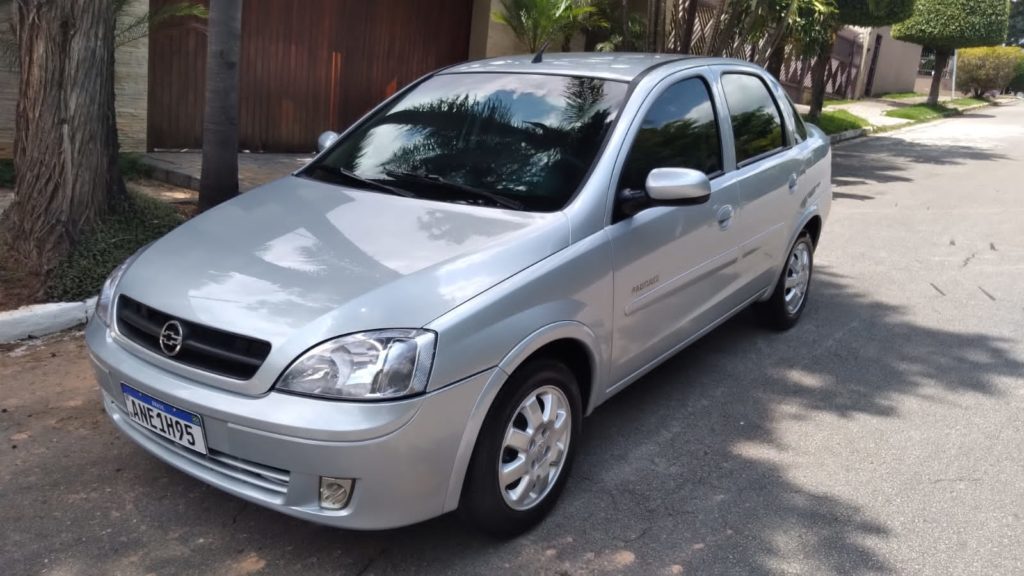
[199,0,243,212]
[679,0,699,54]
[1,0,125,280]
[928,49,951,107]
[766,44,786,80]
[808,29,838,121]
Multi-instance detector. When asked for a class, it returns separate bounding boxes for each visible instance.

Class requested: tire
[756,233,814,331]
[459,358,582,538]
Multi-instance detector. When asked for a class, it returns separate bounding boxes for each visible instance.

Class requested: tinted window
[307,73,628,212]
[721,74,784,164]
[619,78,723,191]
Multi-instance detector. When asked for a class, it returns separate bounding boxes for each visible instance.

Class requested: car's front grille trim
[115,296,271,380]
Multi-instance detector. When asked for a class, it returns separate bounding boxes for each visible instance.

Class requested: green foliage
[117,153,155,181]
[115,1,208,48]
[803,109,869,134]
[1011,52,1024,90]
[883,103,957,120]
[0,158,12,188]
[1009,0,1024,45]
[879,91,923,99]
[893,0,1012,50]
[956,46,1024,96]
[790,0,839,58]
[47,192,184,302]
[492,0,601,52]
[947,96,990,106]
[837,0,915,26]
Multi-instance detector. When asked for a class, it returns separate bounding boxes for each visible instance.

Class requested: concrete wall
[0,0,149,159]
[864,26,923,96]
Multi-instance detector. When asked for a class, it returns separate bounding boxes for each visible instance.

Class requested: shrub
[1010,54,1024,92]
[893,0,1011,51]
[956,46,1024,96]
[47,192,184,302]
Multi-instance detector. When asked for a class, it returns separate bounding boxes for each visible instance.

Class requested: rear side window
[721,74,785,165]
[619,78,723,191]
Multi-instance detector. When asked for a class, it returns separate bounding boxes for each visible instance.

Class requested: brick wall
[0,0,149,159]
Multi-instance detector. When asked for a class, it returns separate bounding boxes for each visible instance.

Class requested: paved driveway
[2,105,1023,576]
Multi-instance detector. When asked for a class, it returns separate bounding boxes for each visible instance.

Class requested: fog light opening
[319,477,354,510]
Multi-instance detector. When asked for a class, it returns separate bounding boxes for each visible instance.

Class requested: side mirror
[645,168,711,205]
[316,130,340,153]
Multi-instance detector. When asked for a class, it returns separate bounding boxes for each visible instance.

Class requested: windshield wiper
[384,170,524,210]
[306,164,417,198]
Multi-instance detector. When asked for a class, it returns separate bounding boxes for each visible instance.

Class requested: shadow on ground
[832,130,1010,189]
[2,269,1020,575]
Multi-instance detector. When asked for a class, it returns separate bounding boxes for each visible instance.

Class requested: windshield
[305,73,629,211]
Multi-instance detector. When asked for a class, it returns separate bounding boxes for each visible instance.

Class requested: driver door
[606,74,744,389]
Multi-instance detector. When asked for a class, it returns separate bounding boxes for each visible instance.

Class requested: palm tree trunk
[199,0,242,212]
[928,49,951,107]
[1,0,125,281]
[679,0,699,54]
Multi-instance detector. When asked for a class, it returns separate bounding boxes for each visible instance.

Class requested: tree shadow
[20,265,1020,575]
[832,132,1010,188]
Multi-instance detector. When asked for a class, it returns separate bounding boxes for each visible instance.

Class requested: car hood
[116,176,569,389]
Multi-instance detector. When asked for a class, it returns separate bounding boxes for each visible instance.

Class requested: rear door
[715,70,804,295]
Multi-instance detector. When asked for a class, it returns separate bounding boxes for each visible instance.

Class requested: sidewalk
[143,152,312,192]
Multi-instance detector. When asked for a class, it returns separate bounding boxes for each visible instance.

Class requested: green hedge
[47,192,184,302]
[839,0,915,27]
[893,0,1011,50]
[956,46,1024,96]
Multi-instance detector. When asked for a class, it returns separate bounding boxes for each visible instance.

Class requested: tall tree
[893,0,1011,105]
[198,0,242,212]
[806,0,916,120]
[1,0,125,282]
[1010,0,1024,46]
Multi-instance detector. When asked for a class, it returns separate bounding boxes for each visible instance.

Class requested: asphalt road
[2,104,1023,576]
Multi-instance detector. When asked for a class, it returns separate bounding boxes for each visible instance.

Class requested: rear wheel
[756,233,814,330]
[460,359,582,537]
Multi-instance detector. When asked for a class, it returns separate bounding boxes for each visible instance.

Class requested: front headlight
[95,260,131,327]
[276,329,436,400]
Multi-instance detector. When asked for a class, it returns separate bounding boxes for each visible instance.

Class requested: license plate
[121,384,208,455]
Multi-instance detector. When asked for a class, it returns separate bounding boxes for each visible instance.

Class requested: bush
[956,46,1024,96]
[893,0,1011,50]
[1011,55,1024,93]
[47,192,184,302]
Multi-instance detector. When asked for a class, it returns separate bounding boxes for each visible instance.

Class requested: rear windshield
[306,73,629,211]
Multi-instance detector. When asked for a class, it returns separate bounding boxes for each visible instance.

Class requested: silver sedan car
[86,53,831,536]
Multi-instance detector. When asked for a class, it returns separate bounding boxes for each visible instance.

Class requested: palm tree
[199,0,242,212]
[493,0,600,52]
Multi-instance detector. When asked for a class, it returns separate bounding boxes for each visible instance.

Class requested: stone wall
[0,0,149,159]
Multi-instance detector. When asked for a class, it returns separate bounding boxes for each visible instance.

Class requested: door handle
[788,174,799,192]
[717,205,734,229]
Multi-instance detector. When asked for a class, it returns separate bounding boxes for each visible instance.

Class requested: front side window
[721,74,784,165]
[618,78,723,192]
[306,73,628,212]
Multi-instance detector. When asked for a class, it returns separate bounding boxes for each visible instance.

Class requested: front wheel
[756,233,814,331]
[459,359,582,537]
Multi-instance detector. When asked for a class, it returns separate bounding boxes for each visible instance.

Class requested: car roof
[440,52,750,82]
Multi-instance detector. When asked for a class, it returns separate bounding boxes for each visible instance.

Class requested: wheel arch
[442,321,603,512]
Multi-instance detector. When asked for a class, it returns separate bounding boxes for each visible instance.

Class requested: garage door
[147,0,474,152]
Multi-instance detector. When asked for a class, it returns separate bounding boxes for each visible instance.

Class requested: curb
[829,128,869,144]
[143,159,200,191]
[0,296,98,343]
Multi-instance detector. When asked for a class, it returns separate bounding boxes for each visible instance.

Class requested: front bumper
[85,318,493,530]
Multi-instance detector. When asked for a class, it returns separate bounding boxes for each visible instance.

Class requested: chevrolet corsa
[87,54,831,536]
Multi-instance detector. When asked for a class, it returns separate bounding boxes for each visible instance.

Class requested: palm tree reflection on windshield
[373,77,614,210]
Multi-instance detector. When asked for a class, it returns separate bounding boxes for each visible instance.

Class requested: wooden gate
[147,0,474,152]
